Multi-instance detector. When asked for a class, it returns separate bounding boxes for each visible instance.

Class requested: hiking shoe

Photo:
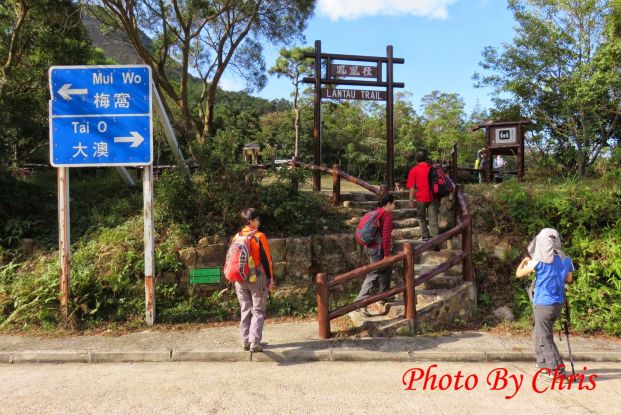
[250,343,263,352]
[360,307,373,317]
[379,296,396,305]
[242,342,250,351]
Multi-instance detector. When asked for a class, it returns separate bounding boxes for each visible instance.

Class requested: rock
[285,237,312,278]
[493,306,514,322]
[196,244,227,267]
[178,248,197,268]
[269,238,286,263]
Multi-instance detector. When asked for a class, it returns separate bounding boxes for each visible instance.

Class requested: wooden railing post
[316,273,331,339]
[404,242,416,325]
[332,164,340,206]
[462,216,474,282]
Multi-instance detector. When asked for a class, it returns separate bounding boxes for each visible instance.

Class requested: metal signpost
[303,41,404,191]
[49,65,156,325]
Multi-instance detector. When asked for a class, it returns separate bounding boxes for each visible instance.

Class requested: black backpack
[428,163,454,198]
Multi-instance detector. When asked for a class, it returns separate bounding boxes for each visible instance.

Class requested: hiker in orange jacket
[233,208,274,352]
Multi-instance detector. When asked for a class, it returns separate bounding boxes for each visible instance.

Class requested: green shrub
[473,172,621,335]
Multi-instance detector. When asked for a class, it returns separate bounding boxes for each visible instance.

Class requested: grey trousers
[533,304,564,370]
[235,278,267,344]
[355,245,392,300]
[416,201,439,239]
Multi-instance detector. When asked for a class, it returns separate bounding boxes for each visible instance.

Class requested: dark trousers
[533,304,564,370]
[416,201,439,239]
[355,245,392,300]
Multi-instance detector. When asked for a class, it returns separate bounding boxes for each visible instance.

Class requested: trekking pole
[560,297,576,377]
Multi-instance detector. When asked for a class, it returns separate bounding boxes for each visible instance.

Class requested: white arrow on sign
[58,84,88,100]
[114,132,145,148]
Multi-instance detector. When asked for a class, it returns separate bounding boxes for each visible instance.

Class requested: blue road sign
[49,65,152,167]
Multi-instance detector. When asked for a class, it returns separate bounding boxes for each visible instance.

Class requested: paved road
[1,361,620,414]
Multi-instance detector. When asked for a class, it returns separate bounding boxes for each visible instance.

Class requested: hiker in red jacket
[406,149,439,241]
[355,194,396,314]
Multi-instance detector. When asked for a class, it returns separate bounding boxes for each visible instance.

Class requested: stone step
[343,199,412,210]
[340,192,378,203]
[391,227,421,240]
[393,218,419,229]
[391,209,418,220]
[389,191,410,199]
[419,250,460,266]
[421,275,463,290]
[347,282,477,336]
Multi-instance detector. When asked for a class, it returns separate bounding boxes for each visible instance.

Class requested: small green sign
[190,267,221,284]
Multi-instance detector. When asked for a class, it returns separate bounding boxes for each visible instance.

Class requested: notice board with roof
[473,120,530,182]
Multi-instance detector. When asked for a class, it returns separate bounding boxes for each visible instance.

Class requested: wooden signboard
[490,126,518,147]
[303,41,404,191]
[321,88,386,101]
[330,64,377,79]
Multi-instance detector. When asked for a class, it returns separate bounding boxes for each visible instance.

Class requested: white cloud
[218,77,245,92]
[318,0,458,21]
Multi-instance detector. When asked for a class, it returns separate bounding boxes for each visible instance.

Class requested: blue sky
[222,0,517,115]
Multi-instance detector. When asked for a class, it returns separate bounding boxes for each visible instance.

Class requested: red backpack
[428,163,454,198]
[223,230,257,282]
[355,209,383,247]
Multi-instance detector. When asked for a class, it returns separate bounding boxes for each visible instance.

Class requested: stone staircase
[339,191,476,336]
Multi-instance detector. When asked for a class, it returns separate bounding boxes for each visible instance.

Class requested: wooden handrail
[328,252,406,288]
[289,160,382,200]
[315,185,475,339]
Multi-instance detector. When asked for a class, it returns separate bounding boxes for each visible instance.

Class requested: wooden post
[404,242,416,323]
[332,164,340,206]
[316,273,330,339]
[313,40,322,192]
[143,164,156,325]
[386,45,395,191]
[459,186,474,283]
[57,167,70,321]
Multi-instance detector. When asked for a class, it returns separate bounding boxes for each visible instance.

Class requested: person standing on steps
[406,149,438,241]
[354,194,396,316]
[515,228,574,382]
[232,208,274,353]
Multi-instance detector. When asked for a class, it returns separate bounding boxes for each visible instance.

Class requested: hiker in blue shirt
[515,228,574,382]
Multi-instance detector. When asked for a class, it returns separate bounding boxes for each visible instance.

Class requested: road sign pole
[143,164,155,326]
[57,167,70,321]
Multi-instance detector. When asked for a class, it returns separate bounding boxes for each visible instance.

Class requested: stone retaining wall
[177,233,368,290]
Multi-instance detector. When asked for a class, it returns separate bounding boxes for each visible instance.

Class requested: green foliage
[0,0,92,169]
[474,0,620,176]
[474,173,621,335]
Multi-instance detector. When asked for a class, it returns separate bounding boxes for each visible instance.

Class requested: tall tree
[0,0,91,171]
[420,90,468,162]
[474,0,620,175]
[89,0,315,149]
[268,46,313,158]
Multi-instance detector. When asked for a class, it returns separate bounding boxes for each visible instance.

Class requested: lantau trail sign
[49,65,156,326]
[49,65,152,166]
[303,40,404,191]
